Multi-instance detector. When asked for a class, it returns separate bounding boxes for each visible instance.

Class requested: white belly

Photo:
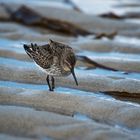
[35,62,62,76]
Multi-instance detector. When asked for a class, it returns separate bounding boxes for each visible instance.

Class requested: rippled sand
[0,1,140,140]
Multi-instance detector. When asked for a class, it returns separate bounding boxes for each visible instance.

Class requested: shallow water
[0,37,140,104]
[78,51,140,60]
[73,0,140,21]
[73,112,93,121]
[0,0,139,103]
[0,0,140,139]
[0,80,112,99]
[1,56,140,85]
[114,35,140,45]
[82,68,140,81]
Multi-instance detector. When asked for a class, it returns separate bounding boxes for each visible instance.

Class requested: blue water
[77,51,140,80]
[73,112,93,121]
[0,80,114,100]
[1,57,140,81]
[1,80,140,106]
[84,68,140,81]
[0,38,26,53]
[0,57,34,68]
[78,51,140,60]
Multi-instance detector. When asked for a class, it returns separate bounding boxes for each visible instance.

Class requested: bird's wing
[24,43,53,69]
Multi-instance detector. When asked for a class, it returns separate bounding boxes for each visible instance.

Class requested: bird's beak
[71,68,78,86]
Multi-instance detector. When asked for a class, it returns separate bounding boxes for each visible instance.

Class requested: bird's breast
[35,60,71,77]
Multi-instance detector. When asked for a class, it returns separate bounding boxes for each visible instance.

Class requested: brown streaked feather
[24,41,77,76]
[48,40,76,69]
[24,43,54,69]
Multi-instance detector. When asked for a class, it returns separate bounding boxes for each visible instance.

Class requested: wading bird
[23,39,78,91]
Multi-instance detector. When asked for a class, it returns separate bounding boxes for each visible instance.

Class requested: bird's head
[64,52,78,86]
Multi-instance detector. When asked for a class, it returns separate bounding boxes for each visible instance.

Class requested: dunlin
[23,39,78,91]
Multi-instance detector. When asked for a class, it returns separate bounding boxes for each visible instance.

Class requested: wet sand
[0,0,140,140]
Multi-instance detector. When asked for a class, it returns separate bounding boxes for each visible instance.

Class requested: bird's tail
[23,43,37,58]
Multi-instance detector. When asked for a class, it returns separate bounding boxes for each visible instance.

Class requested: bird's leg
[51,76,55,91]
[46,75,52,91]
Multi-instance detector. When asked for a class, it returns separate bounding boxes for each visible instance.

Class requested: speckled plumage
[23,39,78,91]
